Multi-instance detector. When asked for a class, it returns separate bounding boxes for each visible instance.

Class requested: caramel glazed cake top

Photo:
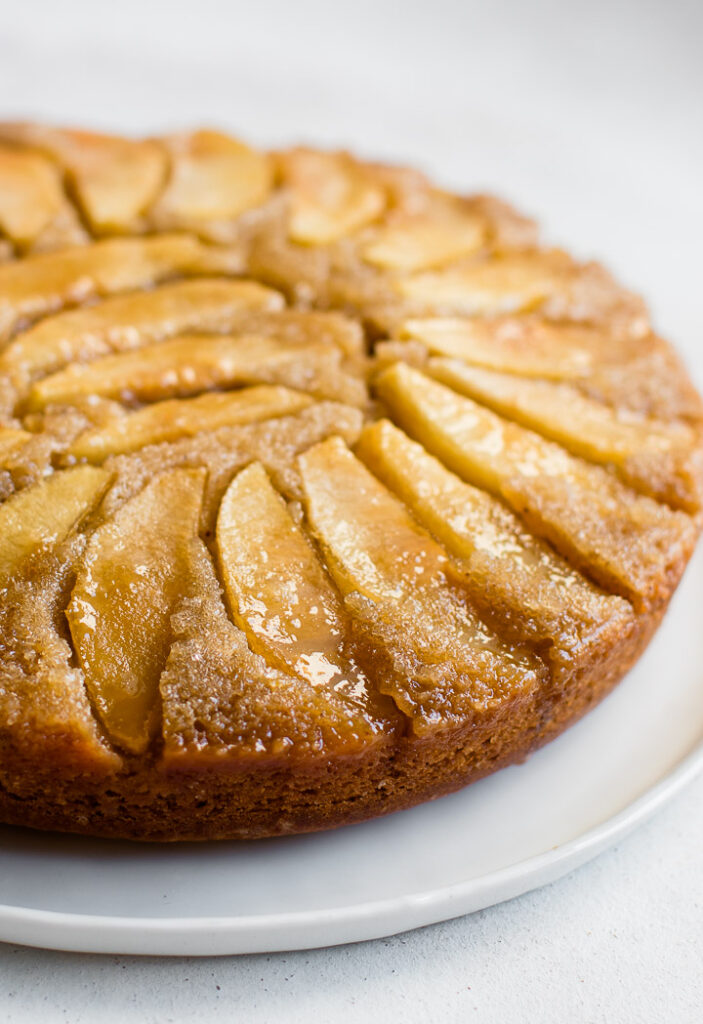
[0,122,701,841]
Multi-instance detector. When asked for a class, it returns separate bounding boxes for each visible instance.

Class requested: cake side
[0,596,662,841]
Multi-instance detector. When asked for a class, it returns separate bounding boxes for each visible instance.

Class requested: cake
[0,123,700,841]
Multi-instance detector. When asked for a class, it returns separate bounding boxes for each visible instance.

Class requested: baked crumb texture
[0,124,701,840]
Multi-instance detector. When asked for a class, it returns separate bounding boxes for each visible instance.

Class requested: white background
[0,0,701,1020]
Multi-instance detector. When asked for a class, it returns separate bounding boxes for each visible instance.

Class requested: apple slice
[152,131,273,230]
[231,309,367,359]
[298,436,542,732]
[280,148,386,245]
[0,122,168,233]
[0,465,109,582]
[396,250,572,315]
[66,467,205,754]
[1,545,121,774]
[161,531,394,764]
[0,277,283,388]
[0,426,32,459]
[401,317,703,424]
[96,401,363,545]
[0,145,84,249]
[217,461,376,705]
[70,386,313,461]
[0,233,243,342]
[362,198,485,272]
[400,316,602,379]
[375,362,696,610]
[428,359,703,512]
[356,419,634,683]
[27,335,355,409]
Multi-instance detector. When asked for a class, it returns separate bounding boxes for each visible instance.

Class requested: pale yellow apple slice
[0,145,77,248]
[400,316,601,379]
[280,148,386,245]
[428,359,703,511]
[375,363,696,610]
[217,461,374,705]
[0,465,109,582]
[396,250,572,315]
[27,335,348,409]
[66,467,205,754]
[0,233,243,342]
[96,401,363,544]
[233,309,367,359]
[161,533,395,764]
[0,426,32,460]
[70,386,313,461]
[400,317,702,424]
[362,199,485,272]
[0,123,168,233]
[152,131,274,228]
[298,436,541,732]
[356,418,634,683]
[0,278,284,387]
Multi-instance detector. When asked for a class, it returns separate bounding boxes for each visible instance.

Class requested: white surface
[0,0,702,1016]
[1,543,702,957]
[1,782,701,1023]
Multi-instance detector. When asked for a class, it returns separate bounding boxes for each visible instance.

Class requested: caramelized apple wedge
[230,309,367,360]
[152,131,274,233]
[69,386,312,461]
[66,467,206,754]
[0,233,243,343]
[401,316,603,379]
[396,251,572,315]
[98,401,364,540]
[0,145,85,250]
[28,335,359,409]
[428,360,703,512]
[280,148,386,245]
[362,198,485,272]
[161,533,394,763]
[0,278,284,388]
[298,436,542,732]
[401,317,703,424]
[1,545,122,773]
[217,461,376,708]
[376,363,696,610]
[0,123,167,233]
[0,465,109,582]
[0,426,32,459]
[356,419,634,684]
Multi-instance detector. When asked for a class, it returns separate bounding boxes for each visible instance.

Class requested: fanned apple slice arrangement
[0,124,701,841]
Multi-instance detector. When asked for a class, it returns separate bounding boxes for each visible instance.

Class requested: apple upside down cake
[0,124,700,840]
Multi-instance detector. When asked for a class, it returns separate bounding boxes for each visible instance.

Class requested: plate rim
[1,735,701,956]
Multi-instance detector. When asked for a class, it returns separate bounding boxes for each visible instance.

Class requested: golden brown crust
[0,123,701,842]
[0,602,660,841]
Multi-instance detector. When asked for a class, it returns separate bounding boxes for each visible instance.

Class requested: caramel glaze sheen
[0,123,700,841]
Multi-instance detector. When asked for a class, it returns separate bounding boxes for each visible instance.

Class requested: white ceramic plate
[1,544,702,957]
